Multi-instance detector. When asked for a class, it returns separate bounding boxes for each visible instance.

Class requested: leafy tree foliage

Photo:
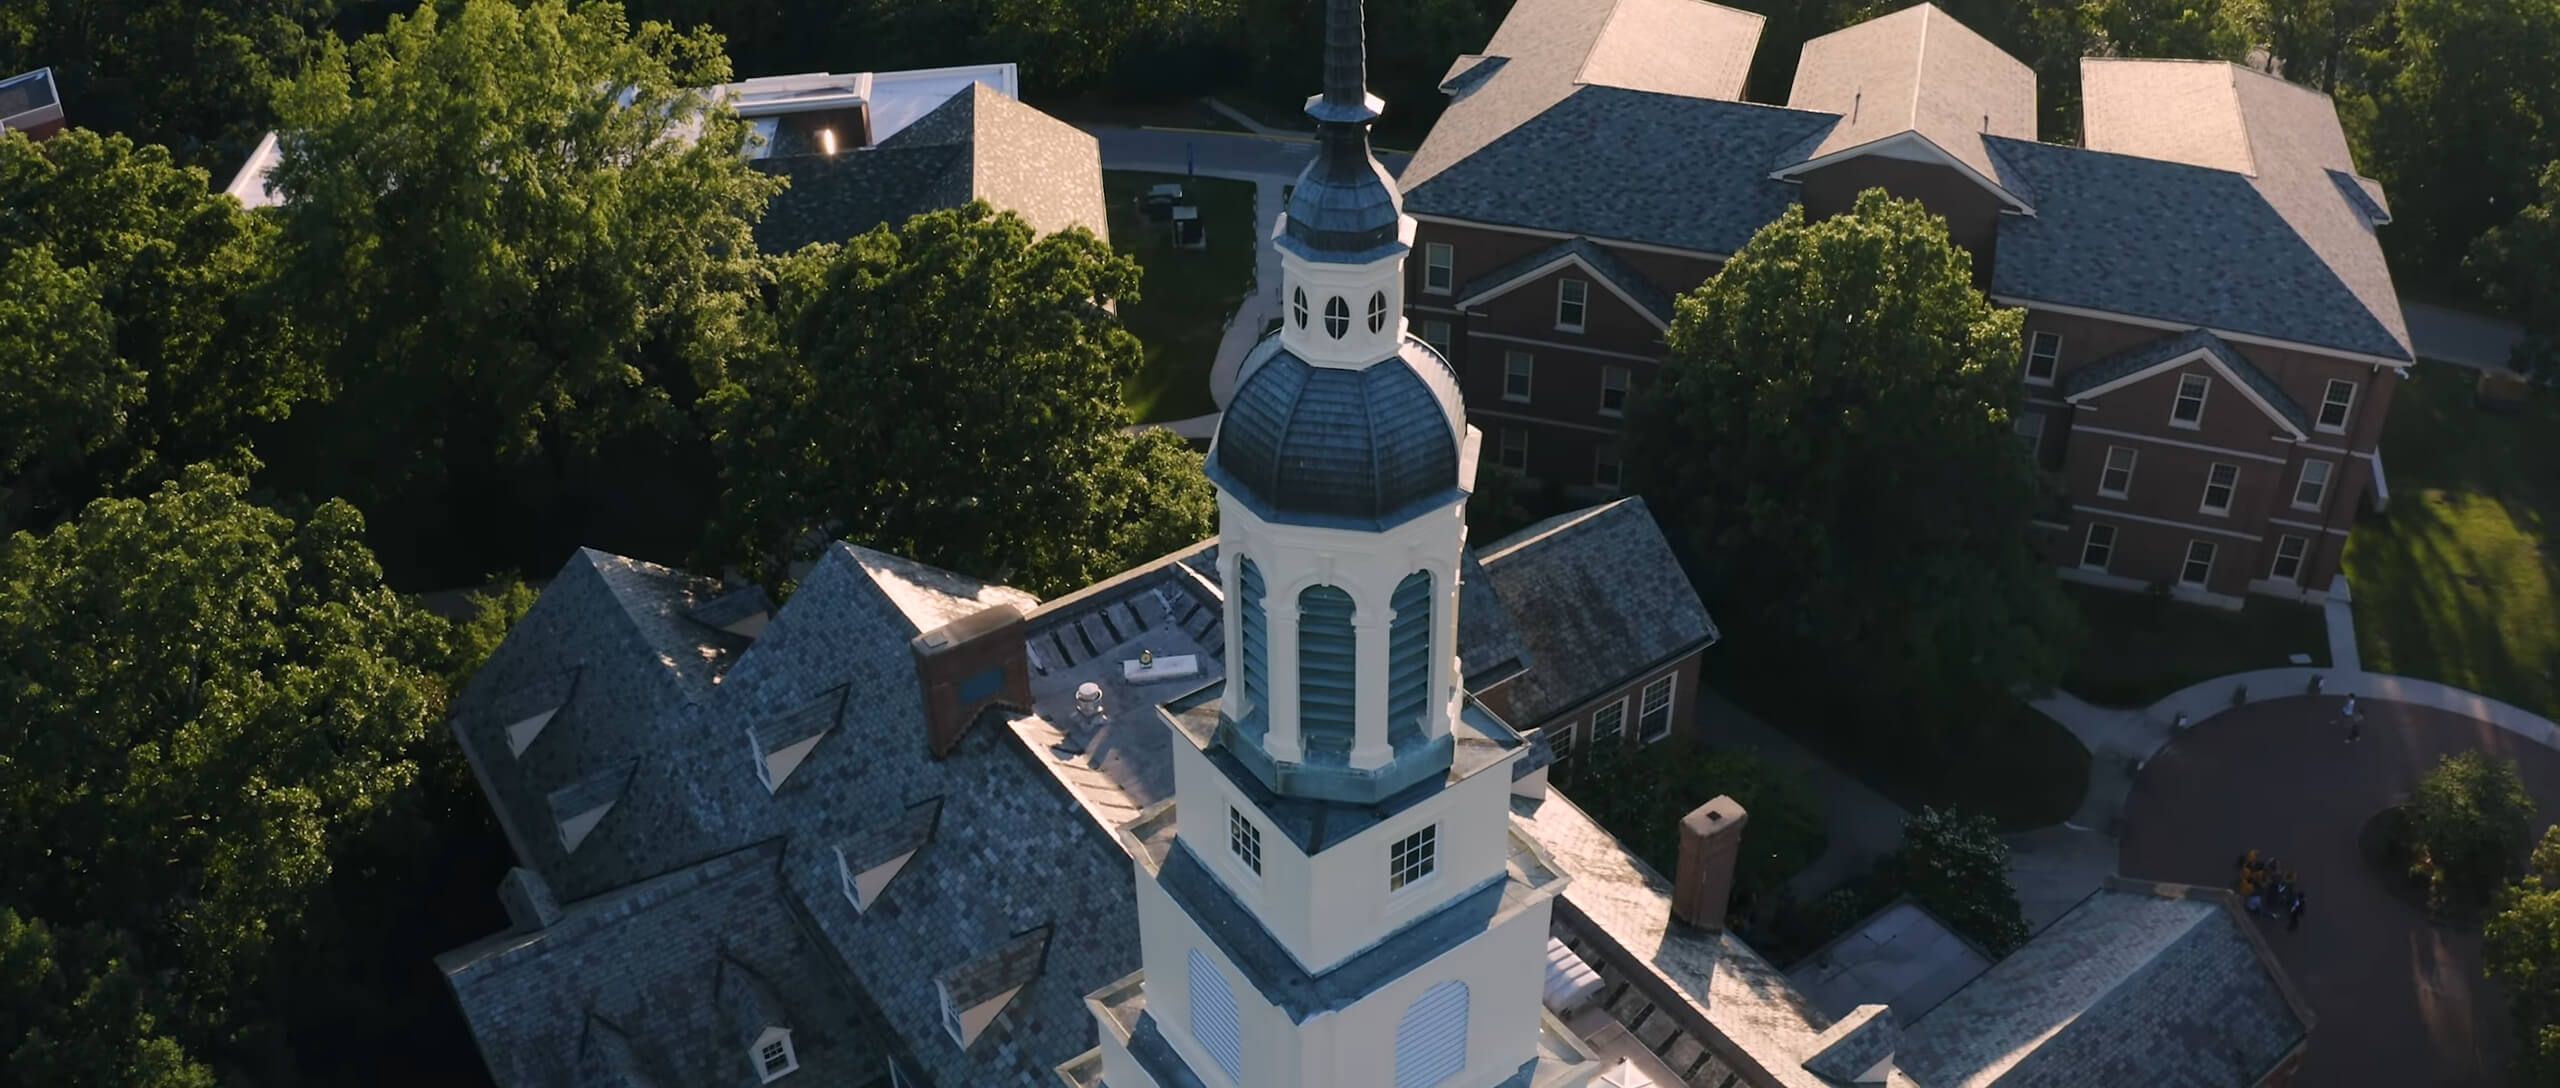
[1562,739,1829,916]
[0,0,338,166]
[2488,826,2560,1083]
[0,460,451,1054]
[2410,750,2537,913]
[705,202,1216,598]
[0,910,211,1088]
[1894,805,2032,955]
[2469,161,2560,379]
[267,0,782,504]
[1627,191,2076,741]
[0,129,316,530]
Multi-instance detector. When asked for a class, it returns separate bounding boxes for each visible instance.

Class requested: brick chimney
[1670,795,1749,930]
[911,603,1032,757]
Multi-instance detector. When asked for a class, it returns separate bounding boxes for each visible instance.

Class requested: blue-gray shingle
[1475,499,1719,728]
[1209,343,1464,531]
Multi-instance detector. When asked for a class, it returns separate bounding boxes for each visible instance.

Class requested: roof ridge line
[1477,498,1630,563]
[1569,0,1631,88]
[1910,3,1931,130]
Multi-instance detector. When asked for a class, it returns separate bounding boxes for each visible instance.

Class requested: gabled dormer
[495,667,580,758]
[690,585,776,639]
[547,759,638,854]
[750,685,846,793]
[577,1011,668,1087]
[836,797,942,912]
[935,924,1053,1049]
[715,950,799,1082]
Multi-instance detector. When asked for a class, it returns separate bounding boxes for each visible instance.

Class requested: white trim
[1637,673,1677,742]
[2168,372,2212,430]
[2267,516,2350,537]
[2291,459,2334,511]
[1408,212,1732,262]
[1470,407,1623,435]
[2077,501,2266,542]
[2179,538,2218,587]
[1768,129,2035,213]
[2268,534,2310,582]
[754,1027,799,1082]
[1423,242,1454,294]
[2296,441,2373,456]
[2024,394,2068,407]
[2097,445,2137,499]
[2315,378,2357,434]
[1502,350,1534,403]
[2025,330,2062,385]
[1992,293,2414,369]
[1555,277,1590,332]
[1455,254,1667,331]
[2248,576,2330,604]
[2067,346,2305,440]
[1589,696,1629,745]
[1409,301,1467,316]
[2079,522,2118,571]
[2060,564,2146,592]
[2071,424,2289,464]
[1465,329,1661,361]
[2198,462,2239,517]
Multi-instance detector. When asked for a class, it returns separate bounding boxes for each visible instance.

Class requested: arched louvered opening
[1393,980,1469,1088]
[1297,584,1357,760]
[1187,948,1244,1083]
[1386,570,1432,745]
[1238,558,1268,719]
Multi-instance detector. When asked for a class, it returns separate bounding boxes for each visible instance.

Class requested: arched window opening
[1298,585,1357,756]
[1238,559,1268,715]
[1387,570,1432,742]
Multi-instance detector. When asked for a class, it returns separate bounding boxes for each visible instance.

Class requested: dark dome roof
[1209,343,1463,529]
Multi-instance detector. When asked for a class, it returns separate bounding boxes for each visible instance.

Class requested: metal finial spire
[1284,0,1400,257]
[1319,0,1373,117]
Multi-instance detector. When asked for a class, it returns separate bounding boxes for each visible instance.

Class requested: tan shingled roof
[1782,2,2036,191]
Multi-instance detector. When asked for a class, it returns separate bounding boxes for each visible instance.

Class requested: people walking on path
[2341,693,2364,742]
[2287,889,2306,931]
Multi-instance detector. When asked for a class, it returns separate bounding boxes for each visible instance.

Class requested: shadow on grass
[1103,171,1259,423]
[2061,582,2329,707]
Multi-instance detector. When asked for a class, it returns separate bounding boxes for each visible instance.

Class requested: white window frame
[1418,318,1451,358]
[1366,290,1389,335]
[2098,446,2137,499]
[2025,331,2062,384]
[1228,806,1262,877]
[1389,824,1438,892]
[1503,350,1534,403]
[939,981,968,1046]
[1498,427,1528,471]
[1637,675,1676,742]
[2180,539,2217,587]
[2080,523,2117,571]
[1590,697,1627,746]
[2316,379,2356,433]
[1594,444,1622,491]
[754,1029,799,1082]
[2269,534,2309,581]
[2292,459,2332,511]
[1599,366,1630,416]
[1547,720,1577,766]
[1424,242,1453,294]
[2014,410,2045,457]
[2199,462,2239,516]
[2170,373,2210,429]
[1555,278,1589,332]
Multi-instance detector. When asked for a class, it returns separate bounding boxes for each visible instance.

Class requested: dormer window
[1555,278,1588,331]
[935,925,1052,1050]
[753,1027,798,1082]
[496,668,578,758]
[751,686,846,794]
[938,982,967,1045]
[838,797,942,912]
[548,759,637,855]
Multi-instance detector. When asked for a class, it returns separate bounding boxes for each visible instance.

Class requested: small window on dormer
[939,982,967,1046]
[753,1027,798,1082]
[752,687,846,794]
[838,797,942,912]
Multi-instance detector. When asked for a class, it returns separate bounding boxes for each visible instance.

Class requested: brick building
[1399,0,2410,607]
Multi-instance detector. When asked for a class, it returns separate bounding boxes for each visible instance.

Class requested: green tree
[1893,805,2032,955]
[2410,750,2537,913]
[1562,740,1829,916]
[0,0,338,165]
[0,910,212,1088]
[0,459,450,1041]
[1626,190,2076,740]
[267,0,782,504]
[2488,826,2560,1083]
[0,129,317,530]
[705,202,1216,597]
[2469,161,2560,380]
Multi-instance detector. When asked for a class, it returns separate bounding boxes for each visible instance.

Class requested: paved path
[2122,696,2559,1087]
[1201,97,1304,139]
[2403,299,2526,372]
[1691,690,1909,905]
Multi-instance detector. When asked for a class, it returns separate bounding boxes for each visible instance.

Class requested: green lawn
[1104,171,1259,423]
[2061,583,2331,707]
[2344,361,2560,720]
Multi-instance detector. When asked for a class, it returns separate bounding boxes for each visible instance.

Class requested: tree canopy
[1565,739,1829,917]
[0,460,451,1065]
[0,129,316,531]
[2488,825,2560,1083]
[0,0,338,167]
[704,201,1216,598]
[1894,805,2033,955]
[2470,162,2560,378]
[2410,750,2538,913]
[1627,190,2077,737]
[266,0,781,504]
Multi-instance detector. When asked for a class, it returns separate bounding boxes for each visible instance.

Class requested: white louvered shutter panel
[1393,981,1469,1088]
[1188,948,1244,1083]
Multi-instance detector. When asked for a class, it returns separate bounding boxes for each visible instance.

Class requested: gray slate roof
[1456,550,1533,690]
[753,82,1106,254]
[1475,498,1719,727]
[2060,326,2311,434]
[1458,236,1674,324]
[1208,340,1466,531]
[439,840,877,1088]
[1900,880,2311,1086]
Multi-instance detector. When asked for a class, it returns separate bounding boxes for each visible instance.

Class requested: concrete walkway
[1201,97,1308,141]
[2403,299,2526,372]
[1692,691,1910,905]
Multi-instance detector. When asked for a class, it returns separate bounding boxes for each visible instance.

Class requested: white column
[1267,597,1303,763]
[1350,602,1392,768]
[1436,560,1462,739]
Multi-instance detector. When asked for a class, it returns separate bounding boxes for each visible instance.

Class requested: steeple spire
[1283,0,1401,259]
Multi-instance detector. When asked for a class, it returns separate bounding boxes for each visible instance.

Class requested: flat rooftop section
[867,63,1019,142]
[1783,900,1990,1023]
[0,67,59,129]
[1007,549,1226,833]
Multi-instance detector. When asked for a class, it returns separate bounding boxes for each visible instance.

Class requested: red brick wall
[1530,651,1707,771]
[1799,155,2006,284]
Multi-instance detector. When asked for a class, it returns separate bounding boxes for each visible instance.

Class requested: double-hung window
[1424,243,1453,294]
[1503,351,1534,402]
[1637,676,1676,742]
[1498,427,1528,471]
[2317,379,2356,433]
[1590,698,1626,746]
[1556,278,1589,331]
[1418,319,1452,358]
[2180,540,2217,587]
[2080,523,2116,571]
[2171,373,2210,428]
[2293,460,2333,510]
[2025,331,2062,384]
[2098,446,2137,499]
[1547,721,1577,768]
[2199,463,2238,515]
[2014,411,2045,457]
[1599,366,1630,416]
[2269,535,2309,581]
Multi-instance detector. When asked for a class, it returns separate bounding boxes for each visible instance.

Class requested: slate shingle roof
[2060,326,2311,434]
[1475,498,1719,727]
[1457,236,1674,324]
[1456,550,1533,690]
[1208,341,1466,530]
[753,82,1107,254]
[1899,880,2312,1086]
[438,840,876,1088]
